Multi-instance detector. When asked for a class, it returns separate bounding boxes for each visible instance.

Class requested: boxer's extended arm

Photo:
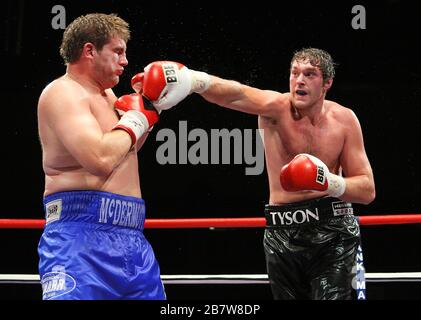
[200,75,285,118]
[132,61,286,118]
[40,84,134,176]
[338,110,376,204]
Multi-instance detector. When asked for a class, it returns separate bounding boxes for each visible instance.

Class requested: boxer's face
[93,36,128,89]
[289,59,332,110]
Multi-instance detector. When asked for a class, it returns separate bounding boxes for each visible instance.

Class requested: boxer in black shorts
[139,48,376,299]
[264,197,360,299]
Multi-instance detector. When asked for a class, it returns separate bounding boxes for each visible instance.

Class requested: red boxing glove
[280,153,346,197]
[113,93,159,146]
[131,61,210,110]
[131,72,144,94]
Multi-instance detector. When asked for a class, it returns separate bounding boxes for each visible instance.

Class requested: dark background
[1,0,420,300]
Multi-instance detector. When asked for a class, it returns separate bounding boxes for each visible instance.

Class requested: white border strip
[1,273,421,284]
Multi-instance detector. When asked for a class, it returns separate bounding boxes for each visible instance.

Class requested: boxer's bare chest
[285,118,343,166]
[89,93,119,132]
[260,112,345,169]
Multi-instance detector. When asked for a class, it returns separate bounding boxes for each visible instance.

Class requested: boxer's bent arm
[135,131,150,152]
[200,75,286,118]
[40,88,132,176]
[338,110,376,204]
[108,88,148,153]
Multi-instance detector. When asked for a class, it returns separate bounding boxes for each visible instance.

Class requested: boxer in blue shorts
[37,14,184,300]
[38,191,165,300]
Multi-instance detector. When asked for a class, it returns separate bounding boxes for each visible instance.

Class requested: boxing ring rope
[1,272,421,284]
[1,214,421,229]
[1,214,421,287]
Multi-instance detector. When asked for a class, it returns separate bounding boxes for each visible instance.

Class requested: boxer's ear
[323,78,333,92]
[82,43,96,60]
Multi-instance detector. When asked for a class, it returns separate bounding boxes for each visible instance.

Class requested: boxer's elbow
[368,186,376,204]
[362,183,376,205]
[83,155,115,177]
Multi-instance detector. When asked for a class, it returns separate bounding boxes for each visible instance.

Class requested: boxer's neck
[66,64,104,94]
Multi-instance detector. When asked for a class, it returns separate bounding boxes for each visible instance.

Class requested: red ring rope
[0,214,420,229]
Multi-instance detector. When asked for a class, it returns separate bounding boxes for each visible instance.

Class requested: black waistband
[265,197,354,227]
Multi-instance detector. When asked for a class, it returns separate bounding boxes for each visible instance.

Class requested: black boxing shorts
[263,196,360,300]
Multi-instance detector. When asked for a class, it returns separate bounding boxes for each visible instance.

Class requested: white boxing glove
[131,61,211,110]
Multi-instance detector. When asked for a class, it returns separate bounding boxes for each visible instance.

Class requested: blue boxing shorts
[38,190,166,300]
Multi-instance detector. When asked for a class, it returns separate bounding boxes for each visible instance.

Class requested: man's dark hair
[291,48,336,82]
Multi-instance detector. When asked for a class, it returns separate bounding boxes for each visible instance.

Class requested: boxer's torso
[259,99,347,205]
[38,75,141,198]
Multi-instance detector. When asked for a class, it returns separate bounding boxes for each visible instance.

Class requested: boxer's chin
[111,75,120,86]
[292,99,310,110]
[104,76,119,89]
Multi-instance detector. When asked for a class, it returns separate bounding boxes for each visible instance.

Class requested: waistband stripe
[265,198,353,227]
[44,191,145,230]
[267,208,320,226]
[98,197,144,229]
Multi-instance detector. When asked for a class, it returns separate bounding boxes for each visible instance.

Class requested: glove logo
[316,165,325,185]
[162,64,178,84]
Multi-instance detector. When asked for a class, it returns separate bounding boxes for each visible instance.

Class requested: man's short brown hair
[60,13,130,64]
[291,48,336,82]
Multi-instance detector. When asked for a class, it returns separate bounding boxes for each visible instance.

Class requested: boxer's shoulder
[325,100,354,117]
[38,75,89,112]
[322,100,360,130]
